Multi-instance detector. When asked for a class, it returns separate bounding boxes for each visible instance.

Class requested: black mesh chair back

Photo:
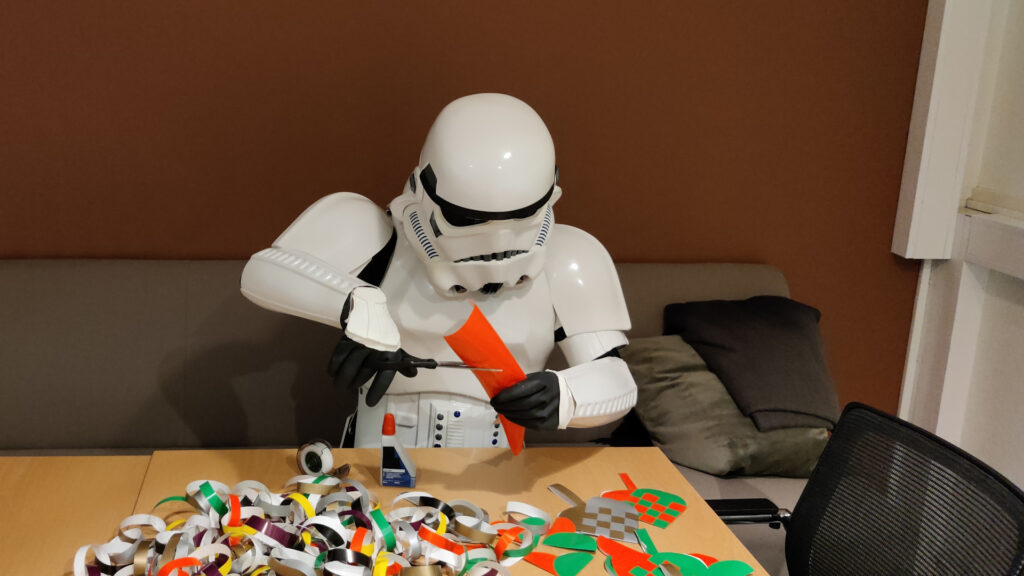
[786,402,1024,576]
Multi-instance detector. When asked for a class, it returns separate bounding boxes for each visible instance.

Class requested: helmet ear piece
[549,185,563,206]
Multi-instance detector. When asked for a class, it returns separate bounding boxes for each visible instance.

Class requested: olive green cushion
[621,335,828,477]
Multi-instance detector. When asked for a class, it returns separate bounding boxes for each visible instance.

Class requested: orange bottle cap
[382,413,396,436]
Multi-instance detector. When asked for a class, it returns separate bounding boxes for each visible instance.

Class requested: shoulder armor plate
[274,192,393,273]
[544,224,630,337]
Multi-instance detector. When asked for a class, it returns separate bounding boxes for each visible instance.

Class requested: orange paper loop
[351,527,370,551]
[228,494,242,527]
[157,557,201,576]
[493,525,526,558]
[417,524,466,555]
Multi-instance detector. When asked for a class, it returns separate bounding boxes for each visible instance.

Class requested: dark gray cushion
[621,335,828,477]
[663,296,839,431]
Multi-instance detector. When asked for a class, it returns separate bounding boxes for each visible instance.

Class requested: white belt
[353,389,510,449]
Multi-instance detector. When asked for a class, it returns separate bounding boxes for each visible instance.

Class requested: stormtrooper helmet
[390,93,562,296]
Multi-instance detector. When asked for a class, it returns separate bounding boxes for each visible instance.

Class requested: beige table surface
[0,455,152,575]
[135,446,767,575]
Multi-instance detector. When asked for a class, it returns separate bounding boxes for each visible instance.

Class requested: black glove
[490,371,560,430]
[328,336,419,407]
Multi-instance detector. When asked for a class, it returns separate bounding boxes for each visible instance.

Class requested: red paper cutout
[443,304,527,454]
[602,473,687,528]
[597,536,657,576]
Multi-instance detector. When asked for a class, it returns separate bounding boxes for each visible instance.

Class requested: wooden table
[4,447,765,575]
[136,446,767,575]
[0,454,152,575]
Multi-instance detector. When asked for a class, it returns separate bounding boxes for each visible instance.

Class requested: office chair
[709,402,1024,576]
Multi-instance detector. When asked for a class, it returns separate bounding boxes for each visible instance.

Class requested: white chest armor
[353,229,556,448]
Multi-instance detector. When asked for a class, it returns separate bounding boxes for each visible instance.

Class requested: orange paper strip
[443,304,527,454]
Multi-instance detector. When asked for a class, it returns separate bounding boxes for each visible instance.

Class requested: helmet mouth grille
[454,250,528,263]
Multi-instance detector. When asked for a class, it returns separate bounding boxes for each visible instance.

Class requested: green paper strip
[370,507,397,551]
[152,495,189,510]
[501,530,539,558]
[635,529,658,555]
[459,557,485,576]
[458,549,495,576]
[200,481,229,516]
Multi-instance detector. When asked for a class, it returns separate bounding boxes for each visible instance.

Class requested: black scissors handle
[367,356,500,372]
[365,354,437,372]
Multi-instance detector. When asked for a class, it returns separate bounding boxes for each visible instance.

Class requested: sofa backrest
[0,260,786,452]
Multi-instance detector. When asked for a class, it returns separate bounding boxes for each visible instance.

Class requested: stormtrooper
[241,93,637,449]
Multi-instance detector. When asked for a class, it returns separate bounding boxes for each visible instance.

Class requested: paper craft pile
[73,472,753,576]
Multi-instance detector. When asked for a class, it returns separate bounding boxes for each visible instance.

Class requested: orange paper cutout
[525,551,559,574]
[547,516,577,535]
[443,304,527,454]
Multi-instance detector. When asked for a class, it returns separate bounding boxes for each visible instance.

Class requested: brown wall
[0,2,926,414]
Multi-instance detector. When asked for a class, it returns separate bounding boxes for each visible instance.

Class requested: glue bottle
[380,413,416,487]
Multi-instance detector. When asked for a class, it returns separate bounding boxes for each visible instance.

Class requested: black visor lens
[419,164,554,228]
[440,206,491,227]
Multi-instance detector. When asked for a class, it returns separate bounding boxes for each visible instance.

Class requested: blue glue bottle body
[380,412,416,487]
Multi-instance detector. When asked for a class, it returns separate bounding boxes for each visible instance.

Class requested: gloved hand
[490,371,560,430]
[328,336,420,407]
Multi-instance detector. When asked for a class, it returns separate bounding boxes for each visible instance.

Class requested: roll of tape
[297,440,334,475]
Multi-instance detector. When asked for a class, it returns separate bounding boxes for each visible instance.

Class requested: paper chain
[72,473,751,576]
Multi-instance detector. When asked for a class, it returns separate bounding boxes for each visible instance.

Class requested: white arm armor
[240,192,401,351]
[545,224,636,429]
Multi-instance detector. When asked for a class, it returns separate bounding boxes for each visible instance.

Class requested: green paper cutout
[649,552,753,576]
[523,516,547,527]
[543,532,598,552]
[651,553,708,574]
[703,560,755,576]
[553,552,592,576]
[642,488,684,502]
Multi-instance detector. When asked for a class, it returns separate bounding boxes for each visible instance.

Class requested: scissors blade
[433,361,502,372]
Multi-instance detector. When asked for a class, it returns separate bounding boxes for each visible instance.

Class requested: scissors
[368,356,502,373]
